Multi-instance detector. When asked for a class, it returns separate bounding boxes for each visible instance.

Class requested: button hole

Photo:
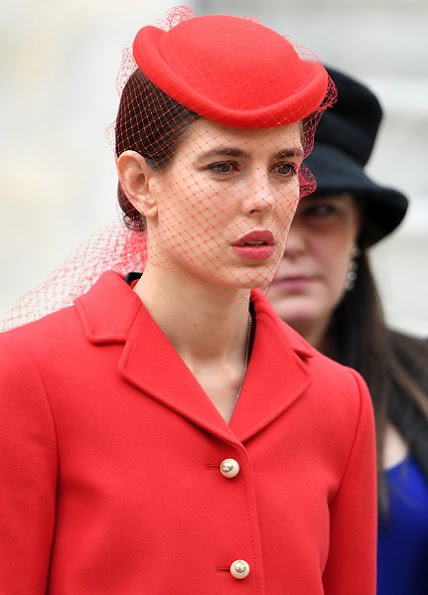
[205,464,220,470]
[215,566,230,573]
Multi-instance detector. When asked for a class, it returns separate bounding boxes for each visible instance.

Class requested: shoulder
[0,306,81,395]
[268,311,375,475]
[252,289,372,418]
[388,328,428,388]
[388,328,428,356]
[309,341,372,420]
[0,270,133,359]
[0,304,81,355]
[274,303,370,397]
[279,319,374,434]
[253,286,369,383]
[0,311,78,442]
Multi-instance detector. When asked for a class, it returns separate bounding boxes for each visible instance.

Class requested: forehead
[176,117,303,158]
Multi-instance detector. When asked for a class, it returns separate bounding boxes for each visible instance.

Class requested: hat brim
[305,143,409,244]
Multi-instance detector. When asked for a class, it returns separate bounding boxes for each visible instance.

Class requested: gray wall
[0,0,177,320]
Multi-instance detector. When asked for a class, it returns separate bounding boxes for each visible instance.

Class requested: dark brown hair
[115,68,199,232]
[326,247,428,515]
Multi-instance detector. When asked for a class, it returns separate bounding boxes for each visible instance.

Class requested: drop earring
[345,245,360,291]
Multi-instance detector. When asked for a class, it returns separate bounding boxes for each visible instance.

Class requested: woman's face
[147,117,304,290]
[268,193,360,341]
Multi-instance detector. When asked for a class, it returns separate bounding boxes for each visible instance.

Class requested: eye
[302,202,338,217]
[207,161,239,175]
[271,162,297,177]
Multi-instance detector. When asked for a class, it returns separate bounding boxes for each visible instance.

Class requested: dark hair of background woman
[327,201,428,514]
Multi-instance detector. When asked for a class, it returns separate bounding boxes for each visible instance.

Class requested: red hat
[133,14,329,128]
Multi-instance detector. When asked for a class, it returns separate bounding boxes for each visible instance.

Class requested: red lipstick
[232,230,275,261]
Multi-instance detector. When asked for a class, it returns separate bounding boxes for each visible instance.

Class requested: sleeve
[0,332,58,594]
[322,369,377,595]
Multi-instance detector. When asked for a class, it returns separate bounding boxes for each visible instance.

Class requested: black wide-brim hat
[305,67,408,246]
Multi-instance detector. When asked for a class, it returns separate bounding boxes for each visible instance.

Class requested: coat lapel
[229,290,314,442]
[75,273,313,445]
[75,272,239,444]
[118,301,240,444]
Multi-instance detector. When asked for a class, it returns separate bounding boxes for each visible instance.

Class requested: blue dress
[377,455,428,594]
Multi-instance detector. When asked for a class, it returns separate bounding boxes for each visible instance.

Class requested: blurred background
[1,0,427,334]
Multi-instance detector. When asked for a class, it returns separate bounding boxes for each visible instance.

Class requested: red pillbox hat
[133,14,329,128]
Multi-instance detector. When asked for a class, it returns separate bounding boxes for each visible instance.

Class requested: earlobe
[117,150,158,218]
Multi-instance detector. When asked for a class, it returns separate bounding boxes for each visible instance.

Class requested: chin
[236,269,277,290]
[271,296,321,323]
[200,261,280,292]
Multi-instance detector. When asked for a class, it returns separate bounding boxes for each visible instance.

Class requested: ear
[116,150,158,219]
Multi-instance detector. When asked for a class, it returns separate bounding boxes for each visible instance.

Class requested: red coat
[0,271,376,594]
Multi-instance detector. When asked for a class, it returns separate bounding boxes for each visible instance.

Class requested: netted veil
[2,6,336,332]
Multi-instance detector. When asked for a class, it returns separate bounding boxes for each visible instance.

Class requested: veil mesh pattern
[1,224,147,331]
[2,7,336,332]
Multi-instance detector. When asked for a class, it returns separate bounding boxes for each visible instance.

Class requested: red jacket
[0,271,376,594]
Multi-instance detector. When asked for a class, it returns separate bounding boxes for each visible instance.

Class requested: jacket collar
[74,271,143,343]
[75,271,314,444]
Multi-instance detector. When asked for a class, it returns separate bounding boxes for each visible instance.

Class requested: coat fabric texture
[0,271,376,594]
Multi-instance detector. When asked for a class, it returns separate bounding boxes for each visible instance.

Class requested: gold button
[230,559,250,579]
[219,458,240,478]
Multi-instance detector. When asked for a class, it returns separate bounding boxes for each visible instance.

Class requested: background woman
[0,10,375,593]
[269,66,428,595]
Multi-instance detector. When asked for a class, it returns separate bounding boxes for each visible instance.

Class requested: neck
[290,317,329,353]
[133,263,252,364]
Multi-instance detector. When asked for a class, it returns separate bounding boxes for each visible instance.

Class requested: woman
[0,10,375,594]
[269,67,428,594]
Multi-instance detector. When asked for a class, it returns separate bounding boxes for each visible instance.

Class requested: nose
[241,169,275,215]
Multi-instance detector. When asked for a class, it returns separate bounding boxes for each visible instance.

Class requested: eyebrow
[199,146,304,160]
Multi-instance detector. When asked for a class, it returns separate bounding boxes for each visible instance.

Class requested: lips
[272,274,314,291]
[275,275,309,283]
[232,230,275,261]
[233,230,275,247]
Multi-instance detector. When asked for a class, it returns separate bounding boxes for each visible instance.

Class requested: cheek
[158,177,202,229]
[329,256,351,286]
[277,185,301,227]
[173,175,235,225]
[306,231,346,267]
[157,181,235,262]
[321,242,354,291]
[283,179,300,206]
